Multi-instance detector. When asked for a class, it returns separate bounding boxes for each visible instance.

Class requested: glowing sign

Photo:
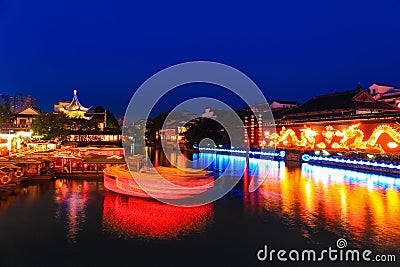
[267,123,400,154]
[388,142,398,149]
[67,134,121,142]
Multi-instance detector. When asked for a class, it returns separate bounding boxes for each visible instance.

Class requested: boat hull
[103,165,214,200]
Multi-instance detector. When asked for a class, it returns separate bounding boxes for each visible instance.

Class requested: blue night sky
[0,0,399,118]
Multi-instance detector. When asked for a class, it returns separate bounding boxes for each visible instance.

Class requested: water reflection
[53,179,96,243]
[152,151,400,251]
[157,151,250,176]
[102,193,213,240]
[252,160,400,251]
[0,149,398,258]
[0,183,49,213]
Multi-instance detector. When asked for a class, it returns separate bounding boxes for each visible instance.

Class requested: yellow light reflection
[268,123,400,153]
[256,162,400,247]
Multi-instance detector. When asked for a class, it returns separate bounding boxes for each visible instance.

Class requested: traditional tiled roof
[282,86,398,117]
[61,90,92,119]
[268,100,299,105]
[17,106,41,115]
[371,83,396,87]
[65,90,90,111]
[283,88,360,114]
[353,101,398,110]
[377,93,400,100]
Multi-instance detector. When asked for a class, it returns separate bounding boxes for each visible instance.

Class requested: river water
[0,151,399,266]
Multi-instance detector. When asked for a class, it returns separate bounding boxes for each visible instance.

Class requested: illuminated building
[0,154,48,176]
[58,90,92,119]
[281,85,398,119]
[0,131,32,154]
[53,100,70,113]
[242,102,293,149]
[263,86,400,154]
[159,111,197,149]
[243,114,263,148]
[53,154,125,174]
[160,125,187,148]
[0,140,7,156]
[26,141,57,152]
[67,146,124,156]
[268,100,299,110]
[242,102,274,149]
[8,93,37,113]
[15,107,40,128]
[369,83,400,107]
[66,129,122,144]
[202,107,217,119]
[160,128,180,148]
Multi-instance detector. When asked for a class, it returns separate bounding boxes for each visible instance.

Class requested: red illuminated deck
[103,165,214,200]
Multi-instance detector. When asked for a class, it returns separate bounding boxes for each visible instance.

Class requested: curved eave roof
[64,95,89,111]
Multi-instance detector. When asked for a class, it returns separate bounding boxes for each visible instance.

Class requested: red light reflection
[103,193,213,240]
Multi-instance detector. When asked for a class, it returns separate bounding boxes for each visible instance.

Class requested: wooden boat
[103,164,214,199]
[0,164,25,186]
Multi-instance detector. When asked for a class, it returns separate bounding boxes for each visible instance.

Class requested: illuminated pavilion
[61,90,92,119]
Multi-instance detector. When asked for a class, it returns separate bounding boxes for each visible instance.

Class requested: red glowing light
[266,122,400,153]
[102,193,213,239]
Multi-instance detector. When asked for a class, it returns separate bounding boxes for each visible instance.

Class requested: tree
[0,103,13,123]
[183,118,230,148]
[67,117,99,131]
[30,113,69,140]
[90,106,120,129]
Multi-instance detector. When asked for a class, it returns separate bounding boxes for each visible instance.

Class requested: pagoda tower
[61,89,92,119]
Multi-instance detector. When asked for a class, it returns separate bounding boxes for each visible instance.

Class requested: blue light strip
[199,147,286,158]
[302,154,400,171]
[302,163,400,189]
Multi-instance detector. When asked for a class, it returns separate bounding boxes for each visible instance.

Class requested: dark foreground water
[0,152,399,267]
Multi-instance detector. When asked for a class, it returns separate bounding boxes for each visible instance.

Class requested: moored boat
[0,163,25,187]
[103,164,214,200]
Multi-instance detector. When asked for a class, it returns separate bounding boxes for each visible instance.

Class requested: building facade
[269,100,299,110]
[9,94,37,113]
[0,93,37,113]
[369,83,400,107]
[56,90,92,119]
[263,86,400,154]
[15,107,40,128]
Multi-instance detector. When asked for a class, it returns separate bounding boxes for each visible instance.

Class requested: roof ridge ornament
[61,89,91,119]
